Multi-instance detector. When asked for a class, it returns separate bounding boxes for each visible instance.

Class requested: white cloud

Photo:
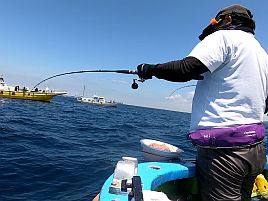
[163,91,195,113]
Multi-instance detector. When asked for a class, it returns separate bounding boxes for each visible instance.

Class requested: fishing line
[31,69,141,91]
[168,84,196,97]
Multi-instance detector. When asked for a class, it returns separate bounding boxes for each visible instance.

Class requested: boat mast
[82,85,85,97]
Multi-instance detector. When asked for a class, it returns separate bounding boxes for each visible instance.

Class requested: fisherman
[137,4,268,201]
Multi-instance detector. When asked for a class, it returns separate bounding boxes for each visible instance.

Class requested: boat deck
[99,161,195,201]
[99,156,268,201]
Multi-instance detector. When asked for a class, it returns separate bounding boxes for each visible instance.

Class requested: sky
[0,0,267,113]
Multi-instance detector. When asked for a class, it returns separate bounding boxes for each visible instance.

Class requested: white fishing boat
[93,139,268,201]
[77,95,118,107]
[0,76,67,102]
[77,86,118,107]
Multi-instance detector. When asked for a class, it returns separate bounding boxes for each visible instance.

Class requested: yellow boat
[0,76,67,102]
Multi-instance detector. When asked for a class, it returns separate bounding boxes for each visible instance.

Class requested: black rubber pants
[196,142,266,201]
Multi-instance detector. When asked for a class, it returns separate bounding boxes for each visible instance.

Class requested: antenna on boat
[31,69,143,91]
[82,85,85,97]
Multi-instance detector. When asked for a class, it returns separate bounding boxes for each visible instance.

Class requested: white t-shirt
[188,30,268,131]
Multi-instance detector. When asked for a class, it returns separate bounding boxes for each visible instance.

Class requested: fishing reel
[131,78,145,89]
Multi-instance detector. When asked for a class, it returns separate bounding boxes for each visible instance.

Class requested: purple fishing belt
[187,123,265,148]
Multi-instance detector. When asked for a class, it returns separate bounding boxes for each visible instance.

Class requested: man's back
[189,30,268,130]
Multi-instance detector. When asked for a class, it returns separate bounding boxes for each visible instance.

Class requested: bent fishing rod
[31,69,144,91]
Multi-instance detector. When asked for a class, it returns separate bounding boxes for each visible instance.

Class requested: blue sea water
[0,96,267,201]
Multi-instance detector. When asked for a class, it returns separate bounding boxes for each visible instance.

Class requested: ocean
[0,96,267,201]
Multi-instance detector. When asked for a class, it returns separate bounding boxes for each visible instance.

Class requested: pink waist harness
[187,123,265,148]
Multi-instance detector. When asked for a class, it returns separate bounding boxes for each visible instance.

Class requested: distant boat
[77,86,118,107]
[0,76,67,102]
[77,95,118,107]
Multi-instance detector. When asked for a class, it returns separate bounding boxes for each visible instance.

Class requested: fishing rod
[31,69,143,91]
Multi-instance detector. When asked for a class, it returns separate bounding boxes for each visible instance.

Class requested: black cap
[199,4,254,40]
[215,4,253,19]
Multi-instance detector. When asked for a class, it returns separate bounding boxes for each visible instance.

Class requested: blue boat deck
[99,156,268,201]
[99,161,196,201]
